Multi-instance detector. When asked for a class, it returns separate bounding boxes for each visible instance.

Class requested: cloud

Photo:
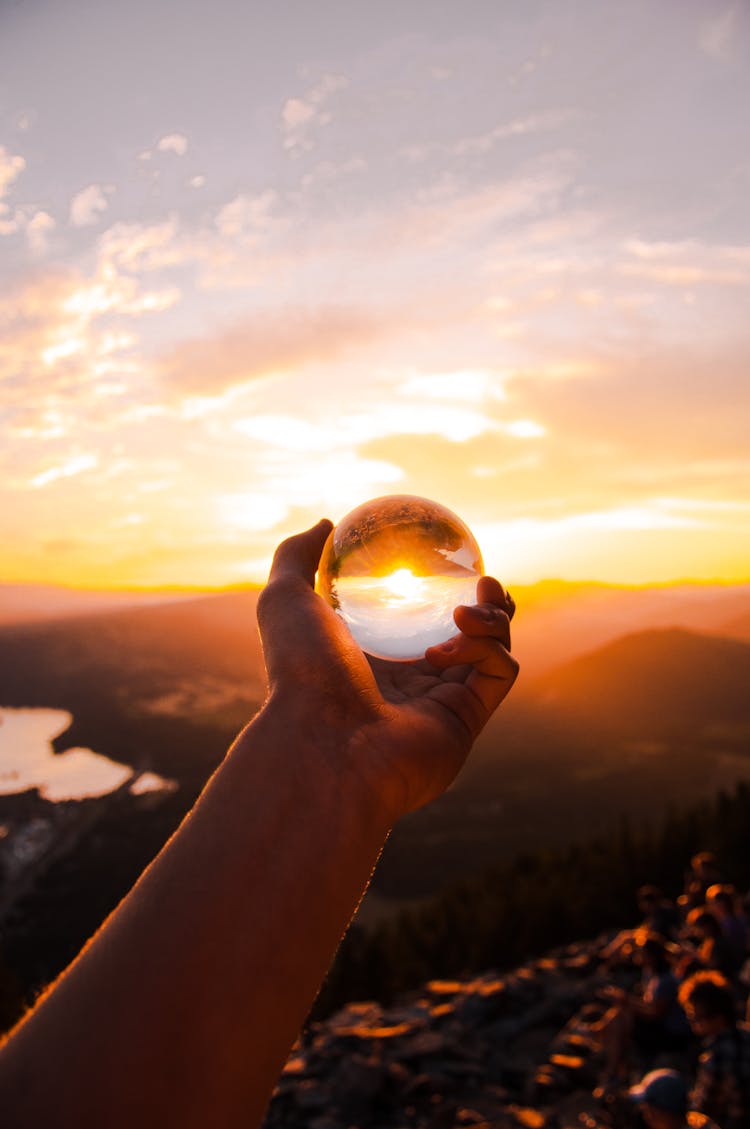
[0,208,20,237]
[698,5,741,59]
[402,111,574,162]
[157,132,188,156]
[215,190,277,239]
[398,370,505,403]
[26,210,56,254]
[299,157,366,189]
[160,305,390,395]
[222,450,404,529]
[507,343,750,477]
[282,99,316,130]
[29,453,99,488]
[619,238,750,286]
[281,73,348,151]
[0,260,177,441]
[0,145,25,198]
[386,154,575,251]
[234,401,495,451]
[69,183,111,227]
[505,419,546,439]
[97,215,182,271]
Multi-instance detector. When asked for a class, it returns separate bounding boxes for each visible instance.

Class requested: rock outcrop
[264,938,623,1129]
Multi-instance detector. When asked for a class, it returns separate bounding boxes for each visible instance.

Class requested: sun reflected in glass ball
[316,495,484,661]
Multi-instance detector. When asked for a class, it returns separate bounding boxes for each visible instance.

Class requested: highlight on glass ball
[316,494,484,661]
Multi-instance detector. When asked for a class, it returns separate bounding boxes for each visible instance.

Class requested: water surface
[0,706,170,802]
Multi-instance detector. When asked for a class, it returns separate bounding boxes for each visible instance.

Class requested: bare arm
[0,519,518,1129]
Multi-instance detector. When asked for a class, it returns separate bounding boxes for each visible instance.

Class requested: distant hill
[510,580,750,678]
[3,576,749,680]
[721,609,750,642]
[0,589,265,704]
[529,627,750,738]
[0,583,192,626]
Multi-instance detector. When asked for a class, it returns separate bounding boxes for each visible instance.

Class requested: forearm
[0,699,391,1129]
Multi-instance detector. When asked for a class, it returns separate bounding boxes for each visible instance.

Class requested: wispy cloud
[69,183,112,228]
[30,453,99,489]
[698,4,741,59]
[402,110,574,162]
[0,145,25,199]
[157,132,188,156]
[160,305,394,395]
[215,190,278,239]
[619,238,750,286]
[281,73,349,152]
[26,210,55,254]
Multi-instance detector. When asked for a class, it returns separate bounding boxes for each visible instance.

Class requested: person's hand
[256,519,519,825]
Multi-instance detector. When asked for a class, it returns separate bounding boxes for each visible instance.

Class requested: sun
[383,567,423,602]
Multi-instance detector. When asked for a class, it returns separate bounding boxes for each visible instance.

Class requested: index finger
[476,576,516,621]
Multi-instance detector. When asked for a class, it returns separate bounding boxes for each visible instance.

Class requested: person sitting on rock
[705,885,748,974]
[595,934,691,1095]
[677,910,739,982]
[679,970,750,1129]
[600,887,679,969]
[639,887,681,940]
[679,855,722,917]
[629,1068,719,1129]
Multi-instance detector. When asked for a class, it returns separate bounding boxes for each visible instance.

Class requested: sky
[1,0,749,588]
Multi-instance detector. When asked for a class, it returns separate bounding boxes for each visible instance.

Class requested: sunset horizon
[2,1,748,593]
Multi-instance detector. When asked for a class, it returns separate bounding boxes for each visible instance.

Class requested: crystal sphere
[316,494,484,661]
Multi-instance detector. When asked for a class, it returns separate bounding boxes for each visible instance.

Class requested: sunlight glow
[382,567,425,603]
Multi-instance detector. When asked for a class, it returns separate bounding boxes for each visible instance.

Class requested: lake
[0,706,172,802]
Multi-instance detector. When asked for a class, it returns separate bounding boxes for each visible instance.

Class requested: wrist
[232,693,396,836]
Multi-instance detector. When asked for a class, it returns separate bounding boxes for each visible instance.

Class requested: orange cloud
[159,305,399,396]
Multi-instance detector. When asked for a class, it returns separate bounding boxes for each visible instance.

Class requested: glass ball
[316,494,484,661]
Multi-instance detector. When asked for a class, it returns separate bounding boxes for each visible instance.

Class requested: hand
[256,519,519,824]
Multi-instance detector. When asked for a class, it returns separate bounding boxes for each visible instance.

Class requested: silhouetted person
[680,855,722,916]
[0,520,518,1129]
[629,1068,719,1129]
[691,911,738,980]
[600,887,680,968]
[706,885,748,973]
[597,934,691,1092]
[639,886,680,940]
[679,970,750,1129]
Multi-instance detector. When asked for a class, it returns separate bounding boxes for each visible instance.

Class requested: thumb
[257,519,335,674]
[267,519,333,588]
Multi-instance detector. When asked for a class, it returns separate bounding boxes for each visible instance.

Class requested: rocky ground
[263,937,652,1129]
